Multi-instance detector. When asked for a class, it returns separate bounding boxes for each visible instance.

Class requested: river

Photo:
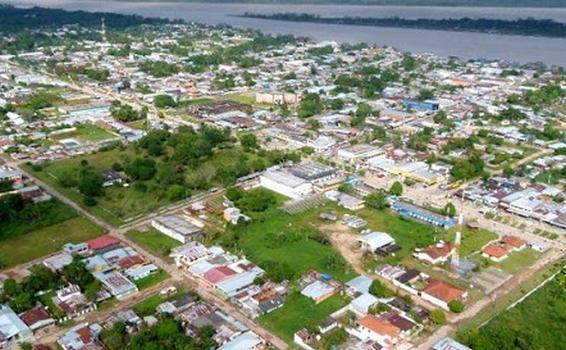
[4,0,566,66]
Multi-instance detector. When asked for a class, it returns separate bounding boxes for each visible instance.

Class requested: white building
[259,170,313,199]
[152,215,203,243]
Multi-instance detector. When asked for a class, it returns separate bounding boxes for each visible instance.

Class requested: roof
[422,279,465,303]
[351,293,378,314]
[87,235,120,251]
[19,305,52,327]
[482,244,511,258]
[301,280,335,300]
[218,332,262,350]
[216,268,264,297]
[501,235,526,248]
[204,266,237,284]
[357,315,400,338]
[381,311,415,331]
[346,275,373,294]
[153,215,202,238]
[433,337,472,350]
[261,170,308,188]
[420,243,454,260]
[0,305,31,340]
[358,232,395,250]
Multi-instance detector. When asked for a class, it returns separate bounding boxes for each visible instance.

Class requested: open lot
[135,270,171,290]
[126,228,181,261]
[259,292,350,343]
[0,216,104,269]
[49,124,116,143]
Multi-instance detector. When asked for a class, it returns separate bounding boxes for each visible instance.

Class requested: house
[63,243,89,256]
[223,207,251,225]
[482,244,511,262]
[87,235,121,254]
[0,305,32,347]
[325,190,365,211]
[294,328,315,350]
[152,215,203,243]
[19,305,55,331]
[124,264,158,281]
[350,293,379,314]
[58,323,103,350]
[357,232,396,253]
[170,241,214,268]
[433,337,471,350]
[53,284,95,319]
[501,235,526,251]
[93,271,138,300]
[300,280,336,304]
[413,242,455,265]
[218,331,264,350]
[421,279,466,310]
[350,314,400,347]
[346,275,373,296]
[319,317,339,334]
[43,253,74,272]
[259,170,313,199]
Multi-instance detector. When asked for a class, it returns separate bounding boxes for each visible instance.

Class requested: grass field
[497,248,541,274]
[126,228,181,261]
[445,226,498,257]
[228,204,356,283]
[50,124,116,142]
[133,289,187,317]
[458,268,566,349]
[259,292,350,343]
[0,217,104,269]
[135,270,170,290]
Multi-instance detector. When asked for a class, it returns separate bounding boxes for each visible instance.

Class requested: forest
[240,13,566,38]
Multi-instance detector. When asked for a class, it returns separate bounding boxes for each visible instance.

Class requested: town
[0,5,565,350]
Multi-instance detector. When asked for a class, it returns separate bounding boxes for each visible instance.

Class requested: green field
[259,292,350,343]
[50,124,116,142]
[133,289,187,317]
[135,270,170,290]
[459,268,566,349]
[0,216,104,269]
[497,248,541,274]
[126,228,181,261]
[445,227,498,257]
[226,204,356,283]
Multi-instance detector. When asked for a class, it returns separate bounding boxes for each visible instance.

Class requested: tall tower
[451,231,461,274]
[101,17,107,43]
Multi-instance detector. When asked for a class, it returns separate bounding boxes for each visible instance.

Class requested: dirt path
[319,222,366,274]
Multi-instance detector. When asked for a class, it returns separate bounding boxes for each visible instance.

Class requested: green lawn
[259,292,350,343]
[135,270,170,290]
[445,227,498,257]
[0,217,104,269]
[133,289,187,317]
[50,124,116,142]
[226,204,356,283]
[126,228,181,261]
[458,268,566,349]
[497,248,541,274]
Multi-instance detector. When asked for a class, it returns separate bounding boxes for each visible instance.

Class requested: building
[300,280,336,304]
[58,323,103,350]
[413,242,455,265]
[337,145,383,163]
[391,201,457,229]
[350,314,400,347]
[259,170,313,199]
[19,305,55,331]
[433,337,471,350]
[421,279,466,310]
[93,271,138,300]
[482,244,511,262]
[290,163,337,183]
[402,100,439,112]
[170,241,215,268]
[43,253,74,272]
[152,215,203,243]
[218,331,264,350]
[357,232,396,253]
[0,305,32,347]
[255,92,299,105]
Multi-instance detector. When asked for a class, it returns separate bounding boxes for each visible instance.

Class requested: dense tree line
[0,5,171,33]
[241,13,566,38]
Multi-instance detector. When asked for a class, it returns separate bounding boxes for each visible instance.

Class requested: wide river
[5,0,566,66]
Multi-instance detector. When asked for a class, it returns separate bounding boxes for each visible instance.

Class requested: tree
[389,181,403,196]
[239,133,259,150]
[448,300,465,313]
[125,158,157,181]
[298,93,322,118]
[154,94,177,108]
[366,191,388,210]
[430,309,446,324]
[62,257,94,289]
[78,170,103,197]
[166,185,188,201]
[369,279,392,298]
[444,202,457,218]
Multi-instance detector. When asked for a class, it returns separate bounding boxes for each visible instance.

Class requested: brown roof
[421,243,454,259]
[421,279,465,303]
[380,311,415,331]
[501,235,526,249]
[482,244,511,258]
[357,315,400,338]
[19,305,52,327]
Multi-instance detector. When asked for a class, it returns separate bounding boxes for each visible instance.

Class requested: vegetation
[241,13,566,38]
[259,292,350,342]
[365,190,389,210]
[459,269,566,349]
[126,228,181,260]
[0,195,77,240]
[111,101,147,122]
